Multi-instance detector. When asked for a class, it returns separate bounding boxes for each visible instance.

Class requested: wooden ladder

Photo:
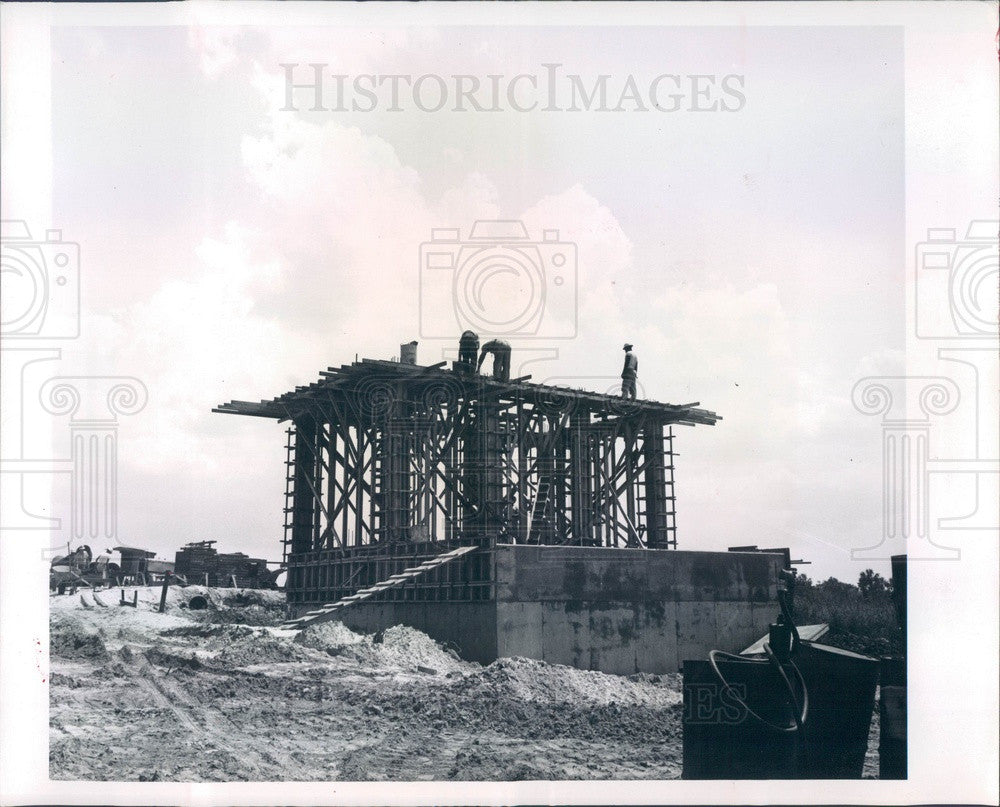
[278,545,478,631]
[526,479,550,543]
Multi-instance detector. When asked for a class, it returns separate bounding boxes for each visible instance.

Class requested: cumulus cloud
[107,223,316,473]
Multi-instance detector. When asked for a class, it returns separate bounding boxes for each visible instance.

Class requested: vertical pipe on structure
[417,420,426,541]
[378,383,409,543]
[424,417,434,541]
[452,401,463,540]
[283,427,296,567]
[444,428,454,543]
[312,420,325,550]
[461,388,481,540]
[354,427,364,546]
[340,425,349,546]
[290,415,318,557]
[370,425,379,546]
[642,418,668,549]
[461,383,503,543]
[406,418,417,539]
[534,413,555,545]
[609,431,620,547]
[326,426,337,550]
[415,416,423,540]
[624,422,638,545]
[590,428,602,547]
[552,415,568,544]
[515,395,527,545]
[547,416,559,543]
[484,400,502,539]
[570,411,591,546]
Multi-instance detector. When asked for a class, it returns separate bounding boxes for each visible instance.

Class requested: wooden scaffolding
[214,358,720,606]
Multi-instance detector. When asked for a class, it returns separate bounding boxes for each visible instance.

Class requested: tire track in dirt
[131,655,299,778]
[337,734,444,781]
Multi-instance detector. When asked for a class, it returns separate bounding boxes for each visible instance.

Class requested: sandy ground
[48,586,879,782]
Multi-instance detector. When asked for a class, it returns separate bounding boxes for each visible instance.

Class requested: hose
[764,643,807,733]
[708,645,809,734]
[778,589,801,655]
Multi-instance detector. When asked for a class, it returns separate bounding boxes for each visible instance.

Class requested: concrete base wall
[294,546,783,674]
[494,546,780,674]
[496,599,777,675]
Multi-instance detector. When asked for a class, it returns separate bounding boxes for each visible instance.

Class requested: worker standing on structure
[621,343,638,399]
[477,338,512,381]
[457,330,479,374]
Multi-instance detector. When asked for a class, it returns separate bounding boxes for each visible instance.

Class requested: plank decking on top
[213,358,721,427]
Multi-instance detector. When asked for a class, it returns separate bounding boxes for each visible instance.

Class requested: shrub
[791,574,903,656]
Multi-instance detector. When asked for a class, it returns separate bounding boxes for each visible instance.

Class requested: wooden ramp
[279,545,478,631]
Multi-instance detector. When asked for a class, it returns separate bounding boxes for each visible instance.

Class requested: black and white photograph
[0,2,996,805]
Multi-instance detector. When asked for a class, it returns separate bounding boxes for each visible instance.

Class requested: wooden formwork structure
[215,358,720,607]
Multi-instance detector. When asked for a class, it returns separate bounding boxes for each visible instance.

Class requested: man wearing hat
[621,343,638,399]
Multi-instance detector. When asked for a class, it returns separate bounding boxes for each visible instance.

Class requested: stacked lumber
[174,541,218,580]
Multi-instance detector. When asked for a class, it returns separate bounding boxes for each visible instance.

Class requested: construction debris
[174,541,276,589]
[50,543,174,591]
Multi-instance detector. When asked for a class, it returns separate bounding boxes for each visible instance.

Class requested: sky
[37,22,910,582]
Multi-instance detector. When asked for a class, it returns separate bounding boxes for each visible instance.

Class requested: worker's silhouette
[621,343,637,399]
[478,339,511,381]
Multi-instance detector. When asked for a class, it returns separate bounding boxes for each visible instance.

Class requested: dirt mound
[294,620,365,652]
[143,646,205,671]
[162,624,259,650]
[215,589,285,608]
[201,604,284,626]
[158,623,318,666]
[455,657,682,709]
[366,626,468,673]
[50,623,109,661]
[294,622,471,675]
[214,633,317,666]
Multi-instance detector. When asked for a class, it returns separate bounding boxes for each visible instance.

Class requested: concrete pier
[322,546,782,674]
